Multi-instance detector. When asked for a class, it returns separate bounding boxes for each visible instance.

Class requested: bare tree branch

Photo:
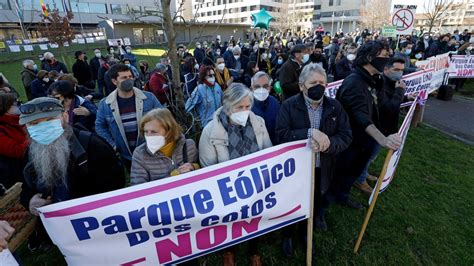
[423,0,455,34]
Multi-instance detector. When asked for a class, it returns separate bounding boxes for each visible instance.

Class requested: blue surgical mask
[33,64,38,71]
[27,119,64,145]
[405,49,412,55]
[302,54,310,63]
[277,59,283,64]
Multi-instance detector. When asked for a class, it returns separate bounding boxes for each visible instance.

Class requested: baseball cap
[19,97,64,125]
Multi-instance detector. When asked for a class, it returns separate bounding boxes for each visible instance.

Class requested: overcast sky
[391,0,454,14]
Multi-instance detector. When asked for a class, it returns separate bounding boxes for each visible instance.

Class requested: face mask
[455,45,460,49]
[194,63,200,70]
[415,53,423,59]
[216,50,221,55]
[306,84,325,101]
[140,65,146,72]
[119,79,134,92]
[424,36,429,40]
[33,64,38,71]
[27,119,64,145]
[230,110,250,127]
[206,77,215,85]
[386,71,403,81]
[262,53,268,60]
[302,54,310,63]
[95,52,101,58]
[110,49,115,53]
[43,77,50,83]
[204,44,208,48]
[234,55,240,60]
[197,45,202,49]
[217,63,225,71]
[277,59,283,64]
[405,49,412,55]
[371,57,389,72]
[145,135,165,154]
[347,54,356,61]
[253,87,270,101]
[125,63,131,67]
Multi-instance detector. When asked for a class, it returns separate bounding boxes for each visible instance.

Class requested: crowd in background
[0,27,473,265]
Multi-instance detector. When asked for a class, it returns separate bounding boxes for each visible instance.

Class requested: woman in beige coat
[198,82,272,265]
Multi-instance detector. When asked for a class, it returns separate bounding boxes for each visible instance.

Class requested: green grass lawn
[12,123,474,265]
[456,79,474,99]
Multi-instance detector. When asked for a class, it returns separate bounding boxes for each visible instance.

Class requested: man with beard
[19,97,125,211]
[18,97,125,249]
[332,41,402,209]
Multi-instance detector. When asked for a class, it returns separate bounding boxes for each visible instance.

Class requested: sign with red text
[369,96,418,204]
[416,52,450,92]
[39,141,312,265]
[448,55,474,78]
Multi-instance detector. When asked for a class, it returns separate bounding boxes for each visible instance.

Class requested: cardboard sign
[448,55,474,78]
[391,5,417,35]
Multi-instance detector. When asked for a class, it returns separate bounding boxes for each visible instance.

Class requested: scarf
[160,141,176,158]
[215,68,231,90]
[219,110,259,160]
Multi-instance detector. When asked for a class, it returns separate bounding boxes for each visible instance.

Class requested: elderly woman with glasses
[185,66,223,127]
[198,82,272,265]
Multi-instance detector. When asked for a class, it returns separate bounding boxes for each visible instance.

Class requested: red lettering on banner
[231,217,262,238]
[196,225,227,249]
[155,233,192,264]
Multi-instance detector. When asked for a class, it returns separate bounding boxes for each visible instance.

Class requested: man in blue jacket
[96,64,162,169]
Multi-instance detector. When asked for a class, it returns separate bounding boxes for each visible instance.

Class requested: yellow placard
[15,39,22,44]
[0,42,5,49]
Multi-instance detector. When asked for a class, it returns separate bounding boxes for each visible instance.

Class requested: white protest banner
[324,79,343,98]
[39,141,313,265]
[39,44,48,50]
[86,37,95,44]
[8,45,20,52]
[49,43,59,49]
[448,54,474,78]
[391,5,417,35]
[123,37,132,46]
[325,69,432,101]
[0,249,19,266]
[416,52,450,92]
[77,38,86,44]
[23,45,34,51]
[369,96,418,204]
[108,38,124,46]
[354,96,419,253]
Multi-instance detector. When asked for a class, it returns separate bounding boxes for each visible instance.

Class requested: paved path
[423,96,474,145]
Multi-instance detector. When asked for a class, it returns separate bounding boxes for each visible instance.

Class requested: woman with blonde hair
[130,108,199,185]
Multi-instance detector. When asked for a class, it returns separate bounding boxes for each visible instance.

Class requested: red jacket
[146,72,169,105]
[0,114,29,159]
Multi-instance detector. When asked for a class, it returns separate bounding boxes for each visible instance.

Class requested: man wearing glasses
[18,97,125,216]
[250,71,280,144]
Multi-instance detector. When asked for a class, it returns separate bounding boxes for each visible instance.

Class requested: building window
[314,4,321,10]
[337,0,341,5]
[329,0,333,6]
[241,6,247,12]
[0,0,10,10]
[111,4,125,14]
[89,3,107,13]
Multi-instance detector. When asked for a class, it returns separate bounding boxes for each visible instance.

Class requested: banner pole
[353,149,394,254]
[306,152,316,265]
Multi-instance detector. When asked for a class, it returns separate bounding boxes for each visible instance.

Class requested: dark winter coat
[279,59,302,100]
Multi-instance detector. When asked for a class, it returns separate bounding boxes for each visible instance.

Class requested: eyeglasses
[19,101,64,114]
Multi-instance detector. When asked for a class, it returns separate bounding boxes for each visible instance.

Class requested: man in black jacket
[72,51,94,89]
[19,97,125,212]
[89,48,105,90]
[279,44,306,100]
[276,63,352,255]
[309,43,329,72]
[333,41,402,208]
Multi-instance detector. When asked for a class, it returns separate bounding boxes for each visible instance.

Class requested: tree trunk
[161,0,184,110]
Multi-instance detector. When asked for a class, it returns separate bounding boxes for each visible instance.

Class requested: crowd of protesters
[0,27,472,265]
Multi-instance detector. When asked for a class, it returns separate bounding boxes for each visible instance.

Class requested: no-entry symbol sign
[392,5,417,35]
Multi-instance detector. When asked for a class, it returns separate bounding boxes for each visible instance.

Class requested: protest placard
[39,141,313,265]
[8,45,20,52]
[415,52,450,92]
[382,26,397,38]
[354,97,418,253]
[23,45,34,51]
[448,55,474,78]
[391,5,417,35]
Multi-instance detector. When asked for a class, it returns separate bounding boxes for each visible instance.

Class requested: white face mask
[253,87,270,101]
[234,55,240,60]
[43,77,50,82]
[347,54,356,61]
[217,63,225,71]
[262,53,268,60]
[206,77,215,84]
[194,63,200,70]
[95,52,101,58]
[230,110,250,126]
[145,135,166,154]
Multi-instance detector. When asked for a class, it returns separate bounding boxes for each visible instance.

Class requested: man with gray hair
[225,45,249,81]
[276,63,351,254]
[18,97,125,249]
[21,59,37,100]
[42,52,68,73]
[250,71,280,144]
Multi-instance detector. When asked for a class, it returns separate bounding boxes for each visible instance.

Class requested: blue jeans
[356,143,381,184]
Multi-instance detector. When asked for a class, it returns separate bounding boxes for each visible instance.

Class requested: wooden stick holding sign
[353,149,394,254]
[306,151,316,265]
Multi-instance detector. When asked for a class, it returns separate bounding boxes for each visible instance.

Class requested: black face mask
[140,66,146,72]
[371,57,389,72]
[307,84,325,101]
